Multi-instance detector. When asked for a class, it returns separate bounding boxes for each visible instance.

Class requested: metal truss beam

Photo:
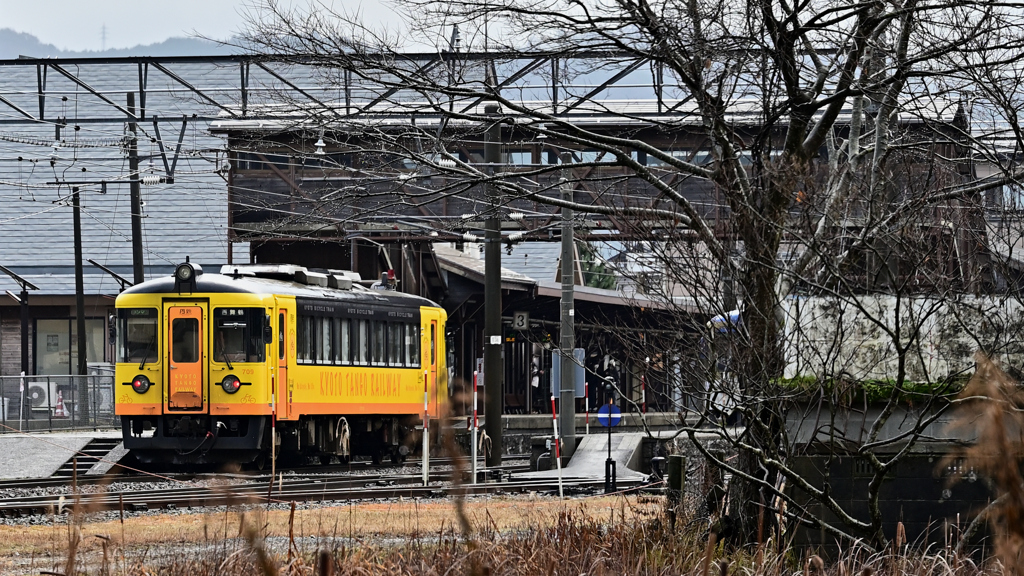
[0,52,669,126]
[0,94,33,120]
[149,62,235,116]
[458,57,549,114]
[48,63,136,119]
[252,61,342,119]
[560,59,647,114]
[152,117,189,179]
[0,51,637,67]
[138,63,148,118]
[357,58,443,114]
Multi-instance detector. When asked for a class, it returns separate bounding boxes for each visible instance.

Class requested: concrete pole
[483,104,503,467]
[127,93,144,284]
[72,187,90,421]
[20,288,28,422]
[559,160,576,458]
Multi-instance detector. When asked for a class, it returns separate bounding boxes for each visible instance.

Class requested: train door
[166,304,206,412]
[276,307,291,420]
[428,313,439,418]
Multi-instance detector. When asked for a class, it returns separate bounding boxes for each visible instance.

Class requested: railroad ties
[0,456,656,518]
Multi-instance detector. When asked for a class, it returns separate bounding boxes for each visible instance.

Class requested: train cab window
[388,323,404,366]
[117,308,158,364]
[372,321,386,366]
[339,318,351,364]
[405,324,420,368]
[214,308,266,363]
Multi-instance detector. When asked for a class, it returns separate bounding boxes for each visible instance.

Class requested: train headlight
[221,375,241,394]
[173,260,203,293]
[131,375,151,394]
[176,263,194,281]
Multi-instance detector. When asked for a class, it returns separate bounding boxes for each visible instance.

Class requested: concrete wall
[787,449,993,552]
[783,295,1024,382]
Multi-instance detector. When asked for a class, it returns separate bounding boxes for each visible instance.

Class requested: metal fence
[0,366,117,432]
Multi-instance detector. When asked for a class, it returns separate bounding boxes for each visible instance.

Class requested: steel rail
[0,454,529,492]
[0,463,542,516]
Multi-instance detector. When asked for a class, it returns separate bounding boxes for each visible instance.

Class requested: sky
[0,0,396,51]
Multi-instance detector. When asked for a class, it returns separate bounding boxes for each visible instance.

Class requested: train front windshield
[117,308,158,364]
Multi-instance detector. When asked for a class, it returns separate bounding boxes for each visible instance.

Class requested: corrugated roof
[432,243,535,290]
[502,243,561,282]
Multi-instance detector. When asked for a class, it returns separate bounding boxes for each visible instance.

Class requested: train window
[406,324,420,367]
[320,317,331,364]
[330,318,340,364]
[214,308,267,363]
[372,321,386,366]
[297,316,311,364]
[117,308,158,364]
[278,313,285,360]
[356,319,369,365]
[430,323,436,366]
[339,318,351,364]
[388,323,403,366]
[172,318,199,364]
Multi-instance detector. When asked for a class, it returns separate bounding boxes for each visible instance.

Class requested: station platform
[0,429,124,479]
[518,432,646,480]
[464,412,680,433]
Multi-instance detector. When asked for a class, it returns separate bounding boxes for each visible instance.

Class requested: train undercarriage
[121,414,419,467]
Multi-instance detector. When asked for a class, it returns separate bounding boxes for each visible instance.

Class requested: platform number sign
[512,311,529,330]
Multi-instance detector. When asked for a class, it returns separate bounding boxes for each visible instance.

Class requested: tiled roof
[0,63,248,277]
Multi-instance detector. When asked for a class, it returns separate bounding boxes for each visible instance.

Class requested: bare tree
[232,0,1024,548]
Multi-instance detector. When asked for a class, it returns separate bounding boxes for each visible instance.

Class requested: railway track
[0,463,647,518]
[1,454,659,518]
[0,454,526,492]
[0,462,656,518]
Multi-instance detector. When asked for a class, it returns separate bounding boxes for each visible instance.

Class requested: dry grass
[0,493,659,574]
[0,491,1007,576]
[950,353,1024,574]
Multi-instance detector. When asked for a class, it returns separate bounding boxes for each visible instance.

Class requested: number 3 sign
[512,311,529,330]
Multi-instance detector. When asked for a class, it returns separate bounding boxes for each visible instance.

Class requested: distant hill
[0,28,239,59]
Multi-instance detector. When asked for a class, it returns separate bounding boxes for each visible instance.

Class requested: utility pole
[559,156,576,459]
[484,103,503,467]
[19,286,28,422]
[0,265,38,424]
[127,93,144,284]
[72,187,89,421]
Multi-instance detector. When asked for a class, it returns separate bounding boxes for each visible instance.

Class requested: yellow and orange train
[115,261,448,466]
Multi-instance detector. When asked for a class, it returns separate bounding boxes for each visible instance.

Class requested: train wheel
[371,449,384,466]
[390,450,407,465]
[339,455,351,464]
[253,452,267,471]
[319,454,333,466]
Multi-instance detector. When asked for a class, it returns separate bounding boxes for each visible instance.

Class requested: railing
[0,368,117,432]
